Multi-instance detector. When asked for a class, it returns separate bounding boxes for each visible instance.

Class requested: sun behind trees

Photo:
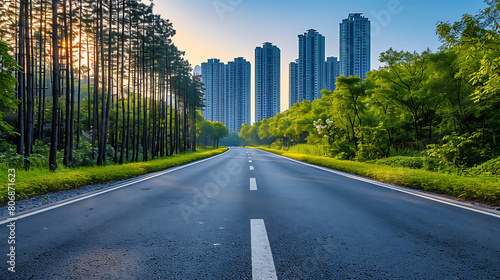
[0,0,213,171]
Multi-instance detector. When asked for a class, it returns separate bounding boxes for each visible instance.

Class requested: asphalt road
[1,147,499,279]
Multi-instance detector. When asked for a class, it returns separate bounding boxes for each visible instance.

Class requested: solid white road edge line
[0,149,231,225]
[251,219,278,280]
[253,149,500,219]
[250,178,257,191]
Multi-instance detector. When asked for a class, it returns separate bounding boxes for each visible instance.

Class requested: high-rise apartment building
[340,13,371,81]
[255,42,281,122]
[225,57,251,132]
[201,59,225,123]
[289,59,298,108]
[297,29,325,103]
[325,56,341,91]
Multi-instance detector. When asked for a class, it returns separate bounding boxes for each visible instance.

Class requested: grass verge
[251,147,500,207]
[0,147,228,204]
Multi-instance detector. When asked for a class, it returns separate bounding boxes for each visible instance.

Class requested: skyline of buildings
[255,43,281,122]
[201,13,371,130]
[201,58,251,133]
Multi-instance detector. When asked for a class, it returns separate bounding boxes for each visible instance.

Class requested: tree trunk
[96,0,107,166]
[119,0,126,164]
[24,0,34,169]
[17,0,25,156]
[49,0,60,171]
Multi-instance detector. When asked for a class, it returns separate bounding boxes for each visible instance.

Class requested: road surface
[1,147,499,279]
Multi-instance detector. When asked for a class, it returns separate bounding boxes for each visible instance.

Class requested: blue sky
[154,0,488,122]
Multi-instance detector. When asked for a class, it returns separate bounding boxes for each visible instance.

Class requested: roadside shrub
[287,144,327,157]
[72,141,97,167]
[426,132,485,167]
[468,157,500,177]
[270,140,285,150]
[356,127,390,161]
[375,156,445,172]
[330,139,356,160]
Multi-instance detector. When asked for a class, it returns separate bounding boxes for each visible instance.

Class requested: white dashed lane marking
[251,219,278,280]
[250,178,257,191]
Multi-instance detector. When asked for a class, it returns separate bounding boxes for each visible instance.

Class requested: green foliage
[468,157,500,176]
[0,41,20,135]
[269,140,284,150]
[286,144,328,157]
[219,131,246,146]
[0,139,104,170]
[254,147,500,207]
[240,121,268,146]
[437,1,500,104]
[426,132,486,167]
[197,112,229,148]
[0,148,228,203]
[375,156,445,172]
[330,139,356,160]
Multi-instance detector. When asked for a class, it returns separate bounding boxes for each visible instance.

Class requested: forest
[0,0,227,172]
[241,1,500,175]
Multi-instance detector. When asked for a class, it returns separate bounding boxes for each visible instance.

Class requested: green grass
[286,143,329,157]
[0,147,228,204]
[251,147,500,207]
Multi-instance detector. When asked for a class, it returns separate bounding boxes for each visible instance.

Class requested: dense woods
[0,0,218,171]
[242,1,500,172]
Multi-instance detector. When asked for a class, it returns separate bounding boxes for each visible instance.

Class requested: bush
[330,139,356,160]
[356,127,390,161]
[426,132,486,167]
[270,140,285,150]
[287,144,328,157]
[71,141,98,167]
[375,156,445,172]
[468,157,500,177]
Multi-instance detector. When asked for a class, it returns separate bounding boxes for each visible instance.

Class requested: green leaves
[437,1,500,104]
[426,132,485,168]
[0,41,20,135]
